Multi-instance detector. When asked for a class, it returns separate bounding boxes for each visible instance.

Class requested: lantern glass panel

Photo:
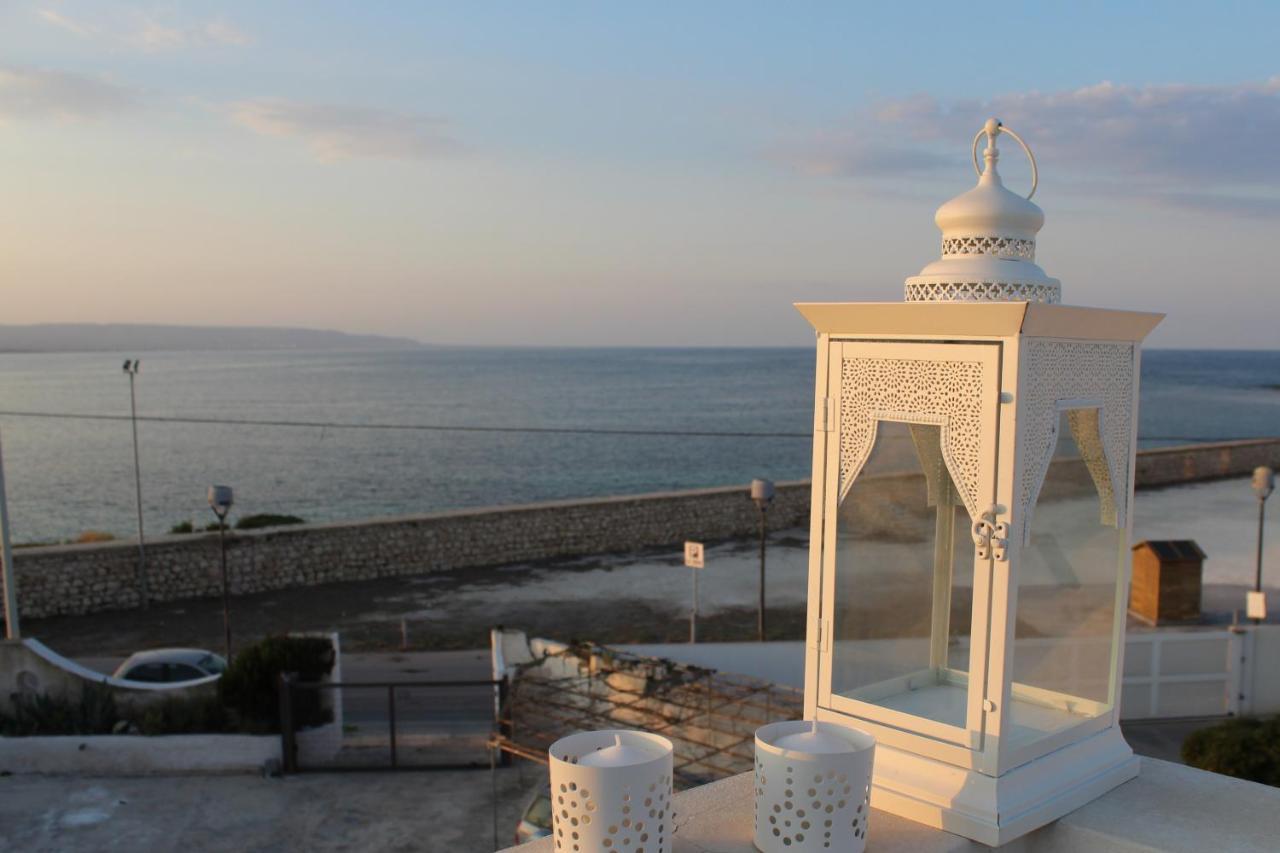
[830,420,975,728]
[1008,408,1122,749]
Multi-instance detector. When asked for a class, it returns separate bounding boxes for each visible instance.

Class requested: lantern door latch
[971,508,1009,562]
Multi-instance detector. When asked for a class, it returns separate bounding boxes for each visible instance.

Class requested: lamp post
[208,485,234,660]
[1251,466,1275,624]
[751,478,775,642]
[123,359,148,608]
[0,429,19,640]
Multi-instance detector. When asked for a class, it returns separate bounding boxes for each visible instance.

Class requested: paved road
[1,766,540,853]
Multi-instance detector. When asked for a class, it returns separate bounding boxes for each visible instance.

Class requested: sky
[2,2,1279,347]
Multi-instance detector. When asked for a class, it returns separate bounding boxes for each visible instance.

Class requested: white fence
[1120,630,1240,719]
[618,625,1280,722]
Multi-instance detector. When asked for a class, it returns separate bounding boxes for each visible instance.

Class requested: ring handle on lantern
[971,120,1038,200]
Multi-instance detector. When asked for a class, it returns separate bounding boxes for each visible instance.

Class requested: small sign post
[684,541,704,643]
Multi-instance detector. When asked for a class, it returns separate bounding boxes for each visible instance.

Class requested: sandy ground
[25,477,1280,658]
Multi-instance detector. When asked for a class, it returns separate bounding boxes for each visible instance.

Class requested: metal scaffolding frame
[490,641,802,789]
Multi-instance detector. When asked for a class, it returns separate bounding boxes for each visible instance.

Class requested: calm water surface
[0,347,1275,542]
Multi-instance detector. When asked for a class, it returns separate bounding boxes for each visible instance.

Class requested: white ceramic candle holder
[754,720,876,853]
[549,729,674,853]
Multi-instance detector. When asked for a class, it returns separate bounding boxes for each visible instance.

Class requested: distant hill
[0,324,424,353]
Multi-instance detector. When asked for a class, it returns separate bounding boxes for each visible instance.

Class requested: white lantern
[754,720,876,852]
[548,730,674,853]
[796,119,1163,845]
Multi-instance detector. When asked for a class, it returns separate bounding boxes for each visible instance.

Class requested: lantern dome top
[905,118,1061,304]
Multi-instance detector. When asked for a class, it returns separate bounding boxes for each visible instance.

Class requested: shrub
[169,520,194,534]
[0,681,121,736]
[137,694,233,735]
[234,513,306,530]
[1182,716,1280,786]
[218,635,335,733]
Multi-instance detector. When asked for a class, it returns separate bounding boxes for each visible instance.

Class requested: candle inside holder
[773,720,856,754]
[754,719,876,853]
[549,730,674,853]
[578,733,654,768]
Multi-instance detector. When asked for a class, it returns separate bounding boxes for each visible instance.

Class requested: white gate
[1120,630,1241,720]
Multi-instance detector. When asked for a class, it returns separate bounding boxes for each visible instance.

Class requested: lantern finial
[904,118,1058,303]
[980,118,1002,178]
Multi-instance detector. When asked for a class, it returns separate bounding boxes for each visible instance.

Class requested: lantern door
[816,340,1001,756]
[994,340,1138,772]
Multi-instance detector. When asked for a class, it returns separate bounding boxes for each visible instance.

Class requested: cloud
[38,8,93,38]
[228,98,464,163]
[0,65,138,121]
[36,6,252,51]
[785,78,1280,217]
[775,132,952,178]
[201,19,252,47]
[132,14,253,51]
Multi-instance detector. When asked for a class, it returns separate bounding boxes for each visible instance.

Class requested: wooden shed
[1129,540,1206,625]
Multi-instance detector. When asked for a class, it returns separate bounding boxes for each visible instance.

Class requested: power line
[0,409,1272,444]
[0,410,812,440]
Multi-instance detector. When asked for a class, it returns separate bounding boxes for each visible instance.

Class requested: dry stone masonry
[11,439,1279,620]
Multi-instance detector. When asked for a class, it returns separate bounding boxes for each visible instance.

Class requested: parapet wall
[11,439,1280,620]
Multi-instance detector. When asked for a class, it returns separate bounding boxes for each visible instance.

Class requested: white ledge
[501,757,1280,852]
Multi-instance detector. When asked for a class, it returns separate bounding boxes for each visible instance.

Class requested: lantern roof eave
[793,301,1163,343]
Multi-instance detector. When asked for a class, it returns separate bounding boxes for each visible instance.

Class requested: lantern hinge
[813,617,831,652]
[816,397,835,433]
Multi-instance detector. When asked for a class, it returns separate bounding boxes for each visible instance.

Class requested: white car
[113,648,227,684]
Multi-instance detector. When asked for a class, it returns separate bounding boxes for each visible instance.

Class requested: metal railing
[278,673,508,772]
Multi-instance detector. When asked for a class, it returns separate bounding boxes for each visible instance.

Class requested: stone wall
[10,439,1279,621]
[13,482,811,620]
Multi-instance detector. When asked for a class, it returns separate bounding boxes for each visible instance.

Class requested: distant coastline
[0,323,424,353]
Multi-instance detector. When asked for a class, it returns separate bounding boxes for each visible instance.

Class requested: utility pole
[0,429,20,640]
[123,359,149,608]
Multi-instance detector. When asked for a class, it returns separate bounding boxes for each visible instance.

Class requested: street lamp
[0,429,20,640]
[751,478,775,642]
[208,485,234,660]
[1250,466,1275,624]
[123,359,148,608]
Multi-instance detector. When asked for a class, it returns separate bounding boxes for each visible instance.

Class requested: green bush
[169,520,194,534]
[234,513,306,530]
[0,681,121,736]
[137,694,233,735]
[1182,716,1280,786]
[218,635,335,733]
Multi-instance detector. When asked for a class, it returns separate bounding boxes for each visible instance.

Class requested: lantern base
[863,726,1137,847]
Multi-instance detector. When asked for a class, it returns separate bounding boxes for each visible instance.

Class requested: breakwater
[12,439,1280,620]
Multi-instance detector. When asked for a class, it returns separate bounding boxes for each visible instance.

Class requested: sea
[0,348,1276,544]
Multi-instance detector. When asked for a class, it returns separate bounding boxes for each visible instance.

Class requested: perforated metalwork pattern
[754,754,871,852]
[1017,341,1135,543]
[838,357,986,520]
[941,236,1035,259]
[904,280,1060,304]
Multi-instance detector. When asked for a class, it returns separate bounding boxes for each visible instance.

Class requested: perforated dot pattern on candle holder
[754,720,875,853]
[549,730,674,853]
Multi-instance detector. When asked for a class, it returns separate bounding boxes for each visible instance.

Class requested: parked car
[514,783,553,845]
[113,648,228,683]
